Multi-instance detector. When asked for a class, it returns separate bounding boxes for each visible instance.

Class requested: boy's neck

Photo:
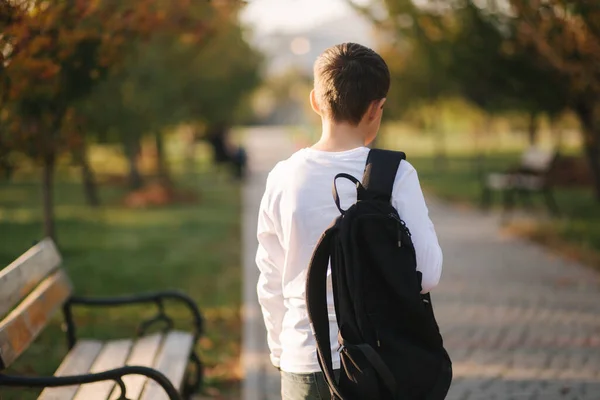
[311,119,368,152]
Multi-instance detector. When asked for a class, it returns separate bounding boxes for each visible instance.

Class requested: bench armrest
[511,166,547,175]
[0,365,182,400]
[63,291,203,348]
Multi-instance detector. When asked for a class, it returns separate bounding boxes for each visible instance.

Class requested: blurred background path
[242,127,295,400]
[242,127,600,400]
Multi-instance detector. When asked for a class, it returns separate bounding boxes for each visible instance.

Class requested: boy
[256,43,443,400]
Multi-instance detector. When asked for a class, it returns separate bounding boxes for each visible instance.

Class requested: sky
[240,0,368,36]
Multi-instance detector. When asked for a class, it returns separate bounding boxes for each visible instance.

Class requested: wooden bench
[0,238,204,400]
[481,147,560,215]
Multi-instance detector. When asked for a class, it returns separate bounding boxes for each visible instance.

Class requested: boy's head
[311,43,390,140]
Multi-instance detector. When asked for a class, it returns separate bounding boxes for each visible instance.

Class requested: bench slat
[486,173,511,189]
[140,331,194,400]
[0,269,72,369]
[72,339,133,400]
[37,340,104,400]
[109,334,163,400]
[0,238,62,320]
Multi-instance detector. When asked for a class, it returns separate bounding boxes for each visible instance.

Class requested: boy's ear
[367,98,386,120]
[309,89,322,116]
[379,98,387,110]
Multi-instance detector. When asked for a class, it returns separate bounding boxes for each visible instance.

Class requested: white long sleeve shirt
[255,146,443,374]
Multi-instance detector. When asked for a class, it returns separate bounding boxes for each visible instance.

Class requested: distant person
[206,123,247,179]
[255,43,445,399]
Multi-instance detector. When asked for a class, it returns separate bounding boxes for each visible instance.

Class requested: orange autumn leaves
[0,0,214,158]
[510,0,600,94]
[3,2,95,103]
[2,0,210,97]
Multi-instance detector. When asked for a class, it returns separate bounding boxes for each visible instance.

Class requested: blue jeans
[281,370,340,400]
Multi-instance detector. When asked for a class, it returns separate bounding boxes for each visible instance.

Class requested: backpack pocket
[338,340,388,400]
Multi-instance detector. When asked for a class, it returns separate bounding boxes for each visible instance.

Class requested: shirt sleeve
[391,163,443,293]
[255,175,286,368]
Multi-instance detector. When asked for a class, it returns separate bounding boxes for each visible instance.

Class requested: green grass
[0,170,242,399]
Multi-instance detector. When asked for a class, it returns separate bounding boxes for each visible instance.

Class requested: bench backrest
[520,147,557,173]
[0,238,72,370]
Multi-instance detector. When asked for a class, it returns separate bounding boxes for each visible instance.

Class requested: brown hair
[313,43,390,125]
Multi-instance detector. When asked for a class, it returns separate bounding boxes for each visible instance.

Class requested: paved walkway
[242,127,294,400]
[241,127,600,400]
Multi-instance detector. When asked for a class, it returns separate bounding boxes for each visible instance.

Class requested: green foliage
[358,0,569,118]
[1,0,261,156]
[81,14,262,142]
[377,1,454,115]
[453,3,568,116]
[181,21,263,126]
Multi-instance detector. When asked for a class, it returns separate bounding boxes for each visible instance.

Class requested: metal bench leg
[543,187,560,216]
[501,188,516,222]
[182,350,203,400]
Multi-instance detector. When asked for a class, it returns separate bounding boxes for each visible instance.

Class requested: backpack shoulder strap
[306,219,346,399]
[361,149,406,202]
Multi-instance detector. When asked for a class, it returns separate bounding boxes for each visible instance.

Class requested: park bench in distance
[0,238,203,400]
[481,146,560,215]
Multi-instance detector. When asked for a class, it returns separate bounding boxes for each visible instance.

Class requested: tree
[179,20,262,127]
[359,1,567,115]
[507,1,600,199]
[80,8,261,186]
[349,0,570,162]
[1,0,113,240]
[445,3,569,146]
[0,0,213,240]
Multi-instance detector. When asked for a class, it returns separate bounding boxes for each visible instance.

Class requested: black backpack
[306,149,452,400]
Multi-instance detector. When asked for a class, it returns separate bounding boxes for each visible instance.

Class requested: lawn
[378,125,600,268]
[0,165,242,399]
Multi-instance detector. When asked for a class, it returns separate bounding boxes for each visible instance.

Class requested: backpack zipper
[389,213,406,247]
[355,212,411,248]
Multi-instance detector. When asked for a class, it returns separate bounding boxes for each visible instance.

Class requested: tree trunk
[184,127,197,176]
[433,130,448,171]
[124,134,143,190]
[550,115,563,151]
[473,114,494,181]
[472,115,493,181]
[576,104,600,201]
[154,130,171,186]
[528,112,539,146]
[42,153,56,242]
[0,158,13,180]
[429,108,448,171]
[74,142,100,207]
[0,142,14,180]
[583,139,600,201]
